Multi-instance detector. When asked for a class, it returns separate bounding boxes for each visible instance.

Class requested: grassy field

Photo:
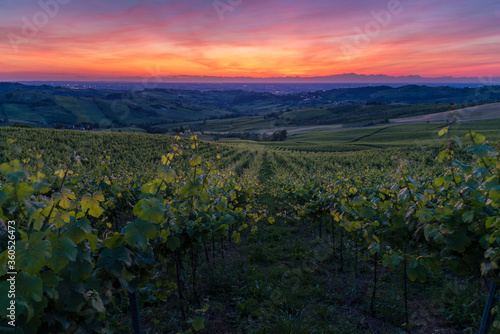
[218,118,500,153]
[390,102,500,123]
[2,103,45,122]
[191,102,500,138]
[55,96,106,124]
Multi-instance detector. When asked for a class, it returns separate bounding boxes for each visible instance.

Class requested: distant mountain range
[111,73,500,84]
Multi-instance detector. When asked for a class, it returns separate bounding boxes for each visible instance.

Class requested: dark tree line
[214,129,287,142]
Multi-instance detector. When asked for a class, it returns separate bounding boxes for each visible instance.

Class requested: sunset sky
[1,0,499,81]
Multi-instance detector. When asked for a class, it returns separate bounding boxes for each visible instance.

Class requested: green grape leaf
[33,180,51,194]
[391,216,405,229]
[41,270,62,290]
[407,268,418,282]
[473,133,486,144]
[416,208,433,223]
[446,230,470,253]
[133,198,166,224]
[231,232,241,244]
[54,280,86,313]
[77,218,92,234]
[158,165,176,183]
[382,253,401,269]
[216,200,228,213]
[54,169,67,178]
[220,214,235,226]
[53,211,71,228]
[120,267,135,282]
[85,233,98,251]
[16,183,34,202]
[490,189,500,206]
[485,175,500,191]
[352,196,364,206]
[32,170,46,182]
[180,180,203,196]
[81,191,105,218]
[140,179,165,195]
[63,221,88,244]
[46,237,77,272]
[190,155,202,167]
[68,256,93,282]
[124,220,157,252]
[230,190,237,201]
[407,264,427,283]
[161,153,174,165]
[189,316,205,331]
[166,236,181,251]
[438,127,449,136]
[0,160,22,174]
[486,217,500,229]
[17,271,44,302]
[103,232,124,249]
[28,209,45,232]
[17,232,52,275]
[53,188,76,209]
[434,177,445,187]
[358,206,375,219]
[467,145,493,159]
[160,228,171,239]
[479,236,490,250]
[424,224,439,242]
[453,160,473,175]
[438,150,450,163]
[462,211,474,223]
[97,246,133,275]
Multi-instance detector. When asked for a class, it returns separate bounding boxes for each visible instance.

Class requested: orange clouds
[0,0,499,80]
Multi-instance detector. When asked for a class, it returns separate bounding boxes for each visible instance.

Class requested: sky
[0,0,499,81]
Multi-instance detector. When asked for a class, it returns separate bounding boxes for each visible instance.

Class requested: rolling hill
[1,82,499,133]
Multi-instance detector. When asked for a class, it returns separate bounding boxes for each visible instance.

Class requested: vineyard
[0,120,500,333]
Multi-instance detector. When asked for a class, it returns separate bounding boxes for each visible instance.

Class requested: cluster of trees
[207,112,245,120]
[141,125,171,134]
[54,122,98,130]
[214,129,287,142]
[263,110,285,119]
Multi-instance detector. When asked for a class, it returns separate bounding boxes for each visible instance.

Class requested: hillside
[1,83,499,133]
[390,102,500,123]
